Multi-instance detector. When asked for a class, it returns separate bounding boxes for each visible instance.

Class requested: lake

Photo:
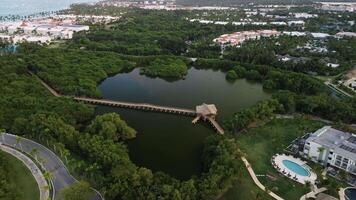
[0,0,99,17]
[96,67,270,179]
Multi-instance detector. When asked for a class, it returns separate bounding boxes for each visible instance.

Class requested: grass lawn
[221,166,273,200]
[235,118,325,200]
[1,151,40,200]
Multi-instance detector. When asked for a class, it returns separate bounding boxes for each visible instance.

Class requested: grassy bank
[221,166,273,200]
[1,151,40,200]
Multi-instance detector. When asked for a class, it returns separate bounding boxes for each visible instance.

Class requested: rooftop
[306,126,356,161]
[196,103,217,116]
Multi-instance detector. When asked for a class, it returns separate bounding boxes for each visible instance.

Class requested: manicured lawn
[2,151,40,200]
[221,166,273,200]
[236,118,325,200]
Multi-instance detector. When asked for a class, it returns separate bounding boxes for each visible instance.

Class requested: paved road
[0,144,49,200]
[0,133,103,200]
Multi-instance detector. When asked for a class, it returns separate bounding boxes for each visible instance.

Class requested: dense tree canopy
[21,47,135,97]
[61,181,93,200]
[140,58,188,78]
[87,113,137,141]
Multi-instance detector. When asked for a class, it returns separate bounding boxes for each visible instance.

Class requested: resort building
[335,32,356,38]
[0,19,89,44]
[314,2,356,12]
[292,13,318,19]
[213,30,281,47]
[303,126,356,175]
[287,20,305,27]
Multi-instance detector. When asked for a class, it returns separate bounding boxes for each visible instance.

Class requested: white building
[351,80,356,89]
[288,20,305,26]
[213,30,281,47]
[0,34,51,44]
[326,63,340,68]
[310,32,331,39]
[283,31,307,37]
[270,21,287,26]
[292,13,318,19]
[315,2,356,12]
[335,32,356,38]
[303,126,356,175]
[0,20,89,43]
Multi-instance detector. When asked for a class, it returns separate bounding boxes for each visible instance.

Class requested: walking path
[241,156,284,200]
[0,133,103,200]
[29,71,60,97]
[299,187,327,200]
[0,144,50,200]
[339,188,346,200]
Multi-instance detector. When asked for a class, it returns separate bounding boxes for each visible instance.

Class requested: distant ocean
[0,0,99,16]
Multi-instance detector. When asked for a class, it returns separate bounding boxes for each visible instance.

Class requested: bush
[226,70,239,80]
[233,66,247,78]
[245,70,262,81]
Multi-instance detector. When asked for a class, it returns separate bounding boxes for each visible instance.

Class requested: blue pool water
[345,188,356,200]
[282,160,310,177]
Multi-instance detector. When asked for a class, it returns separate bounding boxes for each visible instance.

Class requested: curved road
[0,133,103,200]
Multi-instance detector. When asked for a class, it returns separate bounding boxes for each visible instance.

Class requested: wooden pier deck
[207,117,225,134]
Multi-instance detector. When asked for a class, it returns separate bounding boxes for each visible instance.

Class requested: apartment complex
[314,2,356,12]
[213,30,281,46]
[0,20,89,44]
[303,126,356,175]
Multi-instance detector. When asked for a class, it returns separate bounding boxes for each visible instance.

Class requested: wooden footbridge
[31,71,224,134]
[74,97,196,116]
[74,97,224,134]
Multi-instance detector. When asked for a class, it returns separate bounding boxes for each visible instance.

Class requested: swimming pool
[345,188,356,200]
[282,160,310,177]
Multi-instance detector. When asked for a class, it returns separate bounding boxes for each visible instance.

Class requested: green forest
[0,52,243,199]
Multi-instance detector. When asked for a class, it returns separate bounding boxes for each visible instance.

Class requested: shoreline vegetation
[139,58,188,78]
[6,40,356,200]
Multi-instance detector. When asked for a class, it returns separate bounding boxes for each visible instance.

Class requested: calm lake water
[0,0,98,16]
[96,67,270,180]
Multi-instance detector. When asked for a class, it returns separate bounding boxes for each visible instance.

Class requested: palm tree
[30,148,39,162]
[43,171,53,179]
[15,135,23,152]
[43,171,54,184]
[0,129,5,144]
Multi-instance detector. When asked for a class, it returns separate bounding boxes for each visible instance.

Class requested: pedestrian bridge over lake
[30,71,224,134]
[74,97,224,134]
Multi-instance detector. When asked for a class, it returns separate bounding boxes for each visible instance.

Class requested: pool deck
[272,154,317,185]
[339,188,346,200]
[341,187,356,200]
